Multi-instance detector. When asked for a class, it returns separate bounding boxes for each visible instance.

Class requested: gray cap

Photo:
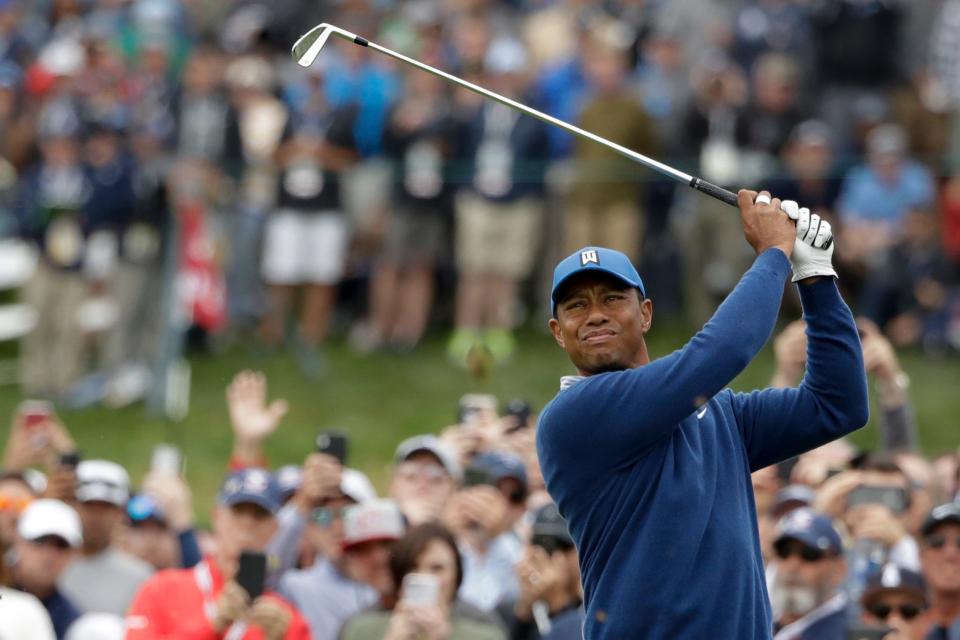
[394,435,462,482]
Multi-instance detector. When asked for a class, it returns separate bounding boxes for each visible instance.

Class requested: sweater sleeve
[540,248,792,468]
[731,277,869,471]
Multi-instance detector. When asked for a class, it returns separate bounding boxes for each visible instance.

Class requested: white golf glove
[780,200,837,282]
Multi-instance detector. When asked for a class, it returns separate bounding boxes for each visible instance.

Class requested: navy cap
[217,468,282,515]
[861,562,927,607]
[274,465,302,503]
[774,507,843,554]
[922,501,960,536]
[551,247,645,314]
[532,502,573,546]
[470,450,528,492]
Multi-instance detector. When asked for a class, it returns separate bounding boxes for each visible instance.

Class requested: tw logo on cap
[580,250,599,266]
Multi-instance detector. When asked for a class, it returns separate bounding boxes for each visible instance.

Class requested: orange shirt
[126,556,310,640]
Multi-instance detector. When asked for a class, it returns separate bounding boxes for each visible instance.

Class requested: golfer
[536,190,868,638]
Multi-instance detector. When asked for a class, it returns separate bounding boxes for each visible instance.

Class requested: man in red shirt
[126,468,310,639]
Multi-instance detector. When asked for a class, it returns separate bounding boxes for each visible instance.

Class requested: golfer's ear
[548,317,565,347]
[640,297,653,333]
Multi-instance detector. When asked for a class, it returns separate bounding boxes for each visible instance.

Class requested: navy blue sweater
[536,248,868,639]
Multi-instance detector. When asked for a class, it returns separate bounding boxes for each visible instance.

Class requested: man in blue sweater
[536,190,869,638]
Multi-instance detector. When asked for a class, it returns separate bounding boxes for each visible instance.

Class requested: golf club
[292,22,739,207]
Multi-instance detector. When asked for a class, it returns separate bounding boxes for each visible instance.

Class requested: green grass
[1,320,957,524]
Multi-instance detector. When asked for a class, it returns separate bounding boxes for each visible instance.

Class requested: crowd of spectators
[0,0,958,404]
[0,319,958,639]
[0,0,959,638]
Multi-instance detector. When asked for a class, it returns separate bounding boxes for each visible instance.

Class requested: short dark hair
[389,522,463,601]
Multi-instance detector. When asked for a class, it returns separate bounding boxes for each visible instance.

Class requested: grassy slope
[0,322,956,523]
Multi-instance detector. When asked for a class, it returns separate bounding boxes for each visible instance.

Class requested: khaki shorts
[565,201,644,262]
[455,193,542,278]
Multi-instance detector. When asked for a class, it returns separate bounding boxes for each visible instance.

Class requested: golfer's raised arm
[733,275,869,471]
[540,191,798,464]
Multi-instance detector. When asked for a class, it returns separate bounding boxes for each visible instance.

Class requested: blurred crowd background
[0,0,959,639]
[0,0,958,404]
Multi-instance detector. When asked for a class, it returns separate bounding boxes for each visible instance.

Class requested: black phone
[236,551,267,600]
[846,623,891,640]
[59,451,81,468]
[315,431,348,464]
[464,467,493,488]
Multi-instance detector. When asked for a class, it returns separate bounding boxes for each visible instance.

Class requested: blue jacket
[537,249,868,639]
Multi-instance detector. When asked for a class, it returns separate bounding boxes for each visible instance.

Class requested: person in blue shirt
[536,189,868,639]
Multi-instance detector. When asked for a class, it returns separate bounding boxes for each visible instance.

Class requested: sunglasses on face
[773,540,828,563]
[867,602,923,621]
[311,506,350,528]
[925,533,960,551]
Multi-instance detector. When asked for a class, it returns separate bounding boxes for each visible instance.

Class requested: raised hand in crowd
[514,545,563,620]
[770,319,807,388]
[859,318,910,404]
[141,471,195,533]
[226,371,289,466]
[249,595,294,640]
[445,486,511,542]
[3,404,77,472]
[813,469,864,519]
[384,601,452,640]
[290,452,342,515]
[212,580,251,633]
[848,503,907,549]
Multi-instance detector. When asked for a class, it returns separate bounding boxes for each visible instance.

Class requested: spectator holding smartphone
[126,468,309,639]
[275,477,387,640]
[919,502,960,639]
[340,522,505,640]
[500,503,584,640]
[444,452,526,612]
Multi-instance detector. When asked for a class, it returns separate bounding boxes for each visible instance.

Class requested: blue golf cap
[774,507,843,554]
[217,468,282,515]
[551,247,645,315]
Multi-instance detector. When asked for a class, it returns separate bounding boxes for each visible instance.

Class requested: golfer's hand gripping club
[779,200,837,283]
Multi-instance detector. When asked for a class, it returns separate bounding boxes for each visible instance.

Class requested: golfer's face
[550,273,651,375]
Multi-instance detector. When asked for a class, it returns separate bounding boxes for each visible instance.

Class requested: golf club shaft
[297,25,739,207]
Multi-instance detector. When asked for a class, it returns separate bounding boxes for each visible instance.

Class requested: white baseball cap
[342,499,405,550]
[341,468,377,504]
[18,499,82,548]
[76,460,130,507]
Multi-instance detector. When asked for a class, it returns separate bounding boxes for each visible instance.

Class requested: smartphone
[236,551,267,600]
[18,400,53,429]
[401,573,440,608]
[458,394,497,427]
[503,398,532,433]
[59,451,81,469]
[846,623,891,640]
[151,444,182,477]
[847,485,909,514]
[463,466,493,488]
[315,431,348,464]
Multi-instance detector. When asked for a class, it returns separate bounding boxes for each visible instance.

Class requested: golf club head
[292,23,357,67]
